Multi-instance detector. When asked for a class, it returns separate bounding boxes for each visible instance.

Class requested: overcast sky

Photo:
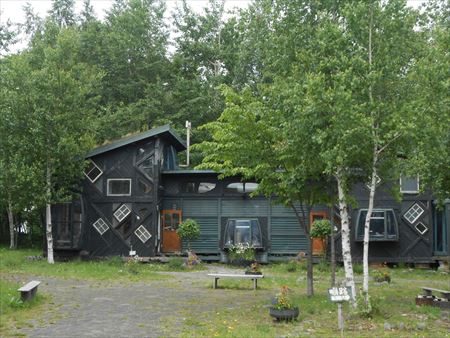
[0,0,250,24]
[0,0,427,25]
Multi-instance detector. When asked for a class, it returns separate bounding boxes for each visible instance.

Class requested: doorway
[161,209,182,253]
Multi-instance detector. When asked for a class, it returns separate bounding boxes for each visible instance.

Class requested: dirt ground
[12,266,272,337]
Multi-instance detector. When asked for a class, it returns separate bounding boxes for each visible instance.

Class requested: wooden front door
[310,211,328,255]
[161,210,182,253]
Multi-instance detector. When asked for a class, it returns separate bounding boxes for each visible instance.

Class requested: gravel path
[11,266,272,337]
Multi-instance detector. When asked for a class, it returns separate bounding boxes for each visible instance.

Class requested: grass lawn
[177,262,449,337]
[1,247,449,337]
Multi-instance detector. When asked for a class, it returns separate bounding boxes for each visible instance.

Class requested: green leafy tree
[48,0,77,28]
[19,22,101,262]
[177,218,201,251]
[196,85,332,297]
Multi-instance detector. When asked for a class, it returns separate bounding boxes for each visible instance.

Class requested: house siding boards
[161,174,309,258]
[51,125,447,264]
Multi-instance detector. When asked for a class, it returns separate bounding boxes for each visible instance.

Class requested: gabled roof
[86,124,186,158]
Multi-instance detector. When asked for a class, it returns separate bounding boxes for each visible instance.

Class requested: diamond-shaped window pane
[84,161,103,183]
[403,203,424,224]
[135,225,152,243]
[415,222,428,235]
[93,218,109,235]
[114,204,131,222]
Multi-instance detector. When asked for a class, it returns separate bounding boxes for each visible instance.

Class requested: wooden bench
[18,281,41,302]
[207,273,264,290]
[421,287,450,301]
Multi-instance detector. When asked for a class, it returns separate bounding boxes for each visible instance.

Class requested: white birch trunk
[363,4,376,304]
[363,150,378,303]
[7,196,16,249]
[336,169,357,307]
[46,164,54,264]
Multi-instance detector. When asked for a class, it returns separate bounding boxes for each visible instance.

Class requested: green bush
[177,219,200,251]
[310,219,332,238]
[167,257,185,270]
[353,263,363,274]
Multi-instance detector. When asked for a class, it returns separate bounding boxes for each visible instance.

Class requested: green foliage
[177,218,200,250]
[167,257,185,270]
[273,286,294,310]
[310,219,332,238]
[353,263,364,275]
[227,243,255,262]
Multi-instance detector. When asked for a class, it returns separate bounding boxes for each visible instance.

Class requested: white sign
[328,287,352,302]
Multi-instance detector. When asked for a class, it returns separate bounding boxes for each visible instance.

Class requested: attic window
[93,218,109,235]
[114,204,131,222]
[182,182,216,194]
[84,160,103,183]
[403,203,424,224]
[400,175,419,194]
[225,182,259,194]
[135,225,152,243]
[355,209,398,241]
[107,179,131,196]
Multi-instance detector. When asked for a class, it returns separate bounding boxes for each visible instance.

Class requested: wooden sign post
[328,286,352,336]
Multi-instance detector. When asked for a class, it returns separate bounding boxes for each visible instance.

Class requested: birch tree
[24,23,101,263]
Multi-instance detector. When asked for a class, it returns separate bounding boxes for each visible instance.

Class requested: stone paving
[13,266,271,337]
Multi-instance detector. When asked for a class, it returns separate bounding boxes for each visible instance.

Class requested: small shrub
[316,259,330,272]
[356,292,383,318]
[106,256,124,267]
[125,257,140,274]
[353,263,363,274]
[177,219,200,251]
[310,219,332,238]
[167,257,185,270]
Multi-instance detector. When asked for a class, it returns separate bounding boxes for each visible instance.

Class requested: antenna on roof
[180,121,191,168]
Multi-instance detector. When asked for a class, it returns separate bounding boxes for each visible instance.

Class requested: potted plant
[310,219,332,256]
[176,218,201,252]
[269,286,299,321]
[245,262,262,275]
[373,269,391,283]
[228,243,255,266]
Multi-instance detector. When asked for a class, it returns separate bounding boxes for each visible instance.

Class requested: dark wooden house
[51,125,449,265]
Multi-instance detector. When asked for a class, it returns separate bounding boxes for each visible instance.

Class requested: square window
[114,204,131,222]
[400,175,419,194]
[107,179,131,196]
[415,222,428,235]
[135,225,152,243]
[84,161,103,183]
[403,203,425,224]
[93,218,109,235]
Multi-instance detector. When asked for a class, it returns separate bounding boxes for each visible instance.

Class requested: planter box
[269,307,299,321]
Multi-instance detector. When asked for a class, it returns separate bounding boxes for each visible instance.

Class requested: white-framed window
[84,160,103,183]
[107,179,131,196]
[403,203,425,224]
[400,175,420,194]
[355,209,398,241]
[414,222,428,235]
[93,218,109,235]
[135,225,152,243]
[113,204,131,222]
